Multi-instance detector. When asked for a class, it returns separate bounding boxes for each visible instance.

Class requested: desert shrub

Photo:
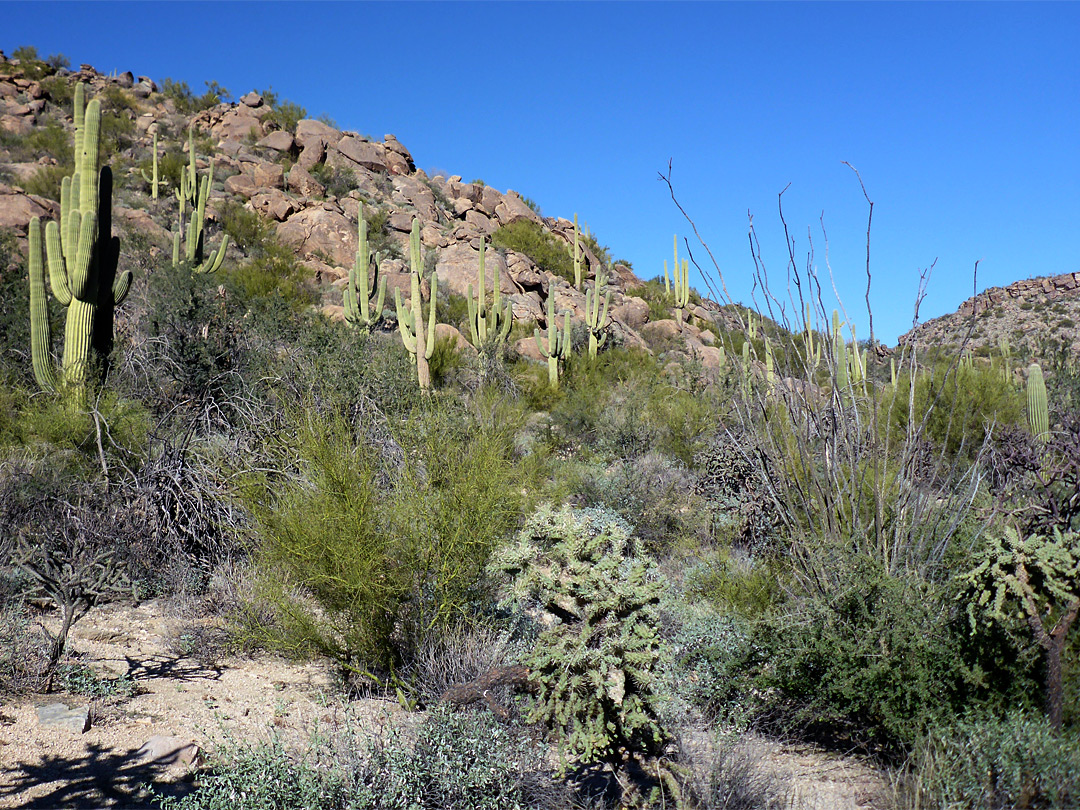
[22,164,70,202]
[309,161,357,199]
[217,201,313,309]
[749,550,1029,754]
[491,220,574,283]
[574,453,709,551]
[685,548,783,620]
[691,738,792,810]
[353,705,554,810]
[427,333,466,388]
[889,361,1024,461]
[160,78,230,114]
[239,407,524,686]
[154,734,346,810]
[0,598,52,694]
[265,100,306,133]
[694,429,777,551]
[907,712,1080,809]
[492,505,669,772]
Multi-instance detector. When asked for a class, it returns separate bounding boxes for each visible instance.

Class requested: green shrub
[491,220,574,283]
[354,705,552,810]
[309,161,356,199]
[239,407,525,685]
[909,712,1080,809]
[492,505,668,770]
[160,78,231,114]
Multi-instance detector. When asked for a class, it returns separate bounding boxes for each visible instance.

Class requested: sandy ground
[0,600,890,809]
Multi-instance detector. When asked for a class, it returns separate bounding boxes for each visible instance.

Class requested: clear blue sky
[6,1,1078,344]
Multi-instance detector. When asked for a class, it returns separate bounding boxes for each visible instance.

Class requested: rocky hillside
[899,271,1080,364]
[0,54,732,372]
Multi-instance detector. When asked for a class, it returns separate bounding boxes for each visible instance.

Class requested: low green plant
[908,712,1080,809]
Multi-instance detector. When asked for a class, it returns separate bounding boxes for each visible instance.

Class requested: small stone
[36,702,90,733]
[138,735,201,768]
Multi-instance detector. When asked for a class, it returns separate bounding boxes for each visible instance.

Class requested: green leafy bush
[491,220,573,283]
[239,407,524,685]
[909,712,1080,809]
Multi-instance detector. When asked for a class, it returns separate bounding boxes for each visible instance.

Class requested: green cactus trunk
[31,83,131,404]
[467,238,512,348]
[174,125,228,274]
[584,269,611,359]
[1028,362,1049,441]
[395,219,437,389]
[535,292,570,388]
[569,213,583,290]
[344,203,385,331]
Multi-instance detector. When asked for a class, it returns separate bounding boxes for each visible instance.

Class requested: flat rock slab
[35,702,90,733]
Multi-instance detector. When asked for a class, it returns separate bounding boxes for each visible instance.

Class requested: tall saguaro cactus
[568,213,583,290]
[395,219,438,390]
[173,125,228,274]
[1028,362,1049,442]
[140,131,166,199]
[535,293,571,388]
[344,203,385,331]
[584,269,611,359]
[29,83,131,401]
[467,238,512,348]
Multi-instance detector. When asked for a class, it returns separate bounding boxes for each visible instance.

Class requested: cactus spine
[535,293,571,388]
[467,237,512,347]
[584,269,611,359]
[31,83,131,401]
[344,203,385,331]
[568,213,583,290]
[395,219,438,389]
[173,125,228,274]
[140,131,166,199]
[1027,362,1049,442]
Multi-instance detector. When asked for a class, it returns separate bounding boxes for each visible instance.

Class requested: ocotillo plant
[344,203,385,331]
[568,213,584,290]
[1028,362,1049,442]
[395,219,438,389]
[29,83,131,402]
[584,269,611,359]
[140,131,166,199]
[535,293,571,388]
[467,238,512,348]
[173,125,228,274]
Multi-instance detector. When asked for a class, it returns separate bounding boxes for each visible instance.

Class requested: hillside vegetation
[1,49,1079,809]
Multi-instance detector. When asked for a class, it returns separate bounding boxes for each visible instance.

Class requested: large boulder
[286,163,325,198]
[391,175,439,223]
[211,108,265,142]
[335,136,387,173]
[493,191,541,226]
[276,205,356,267]
[434,242,516,299]
[0,184,59,233]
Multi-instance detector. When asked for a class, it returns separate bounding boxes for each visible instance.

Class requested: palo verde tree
[28,82,132,404]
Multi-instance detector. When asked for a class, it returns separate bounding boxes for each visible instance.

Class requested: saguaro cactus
[30,83,131,401]
[467,238,512,348]
[344,203,385,331]
[535,293,571,388]
[140,131,166,199]
[1028,362,1049,442]
[395,219,438,389]
[568,213,583,290]
[173,125,228,274]
[584,269,611,359]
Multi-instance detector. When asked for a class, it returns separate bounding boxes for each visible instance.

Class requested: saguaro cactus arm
[396,219,438,388]
[344,204,385,331]
[1028,362,1049,441]
[28,218,58,393]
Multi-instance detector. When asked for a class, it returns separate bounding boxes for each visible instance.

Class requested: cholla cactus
[29,83,131,401]
[491,504,669,776]
[394,219,438,389]
[344,203,385,331]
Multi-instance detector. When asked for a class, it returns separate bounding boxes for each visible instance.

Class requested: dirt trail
[0,600,890,809]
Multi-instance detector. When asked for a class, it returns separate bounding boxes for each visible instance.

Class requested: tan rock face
[640,319,683,344]
[434,242,515,299]
[493,191,541,226]
[612,297,650,329]
[286,163,325,198]
[435,322,476,354]
[276,207,357,266]
[295,119,341,147]
[257,130,295,153]
[336,136,387,173]
[0,184,59,232]
[211,108,265,142]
